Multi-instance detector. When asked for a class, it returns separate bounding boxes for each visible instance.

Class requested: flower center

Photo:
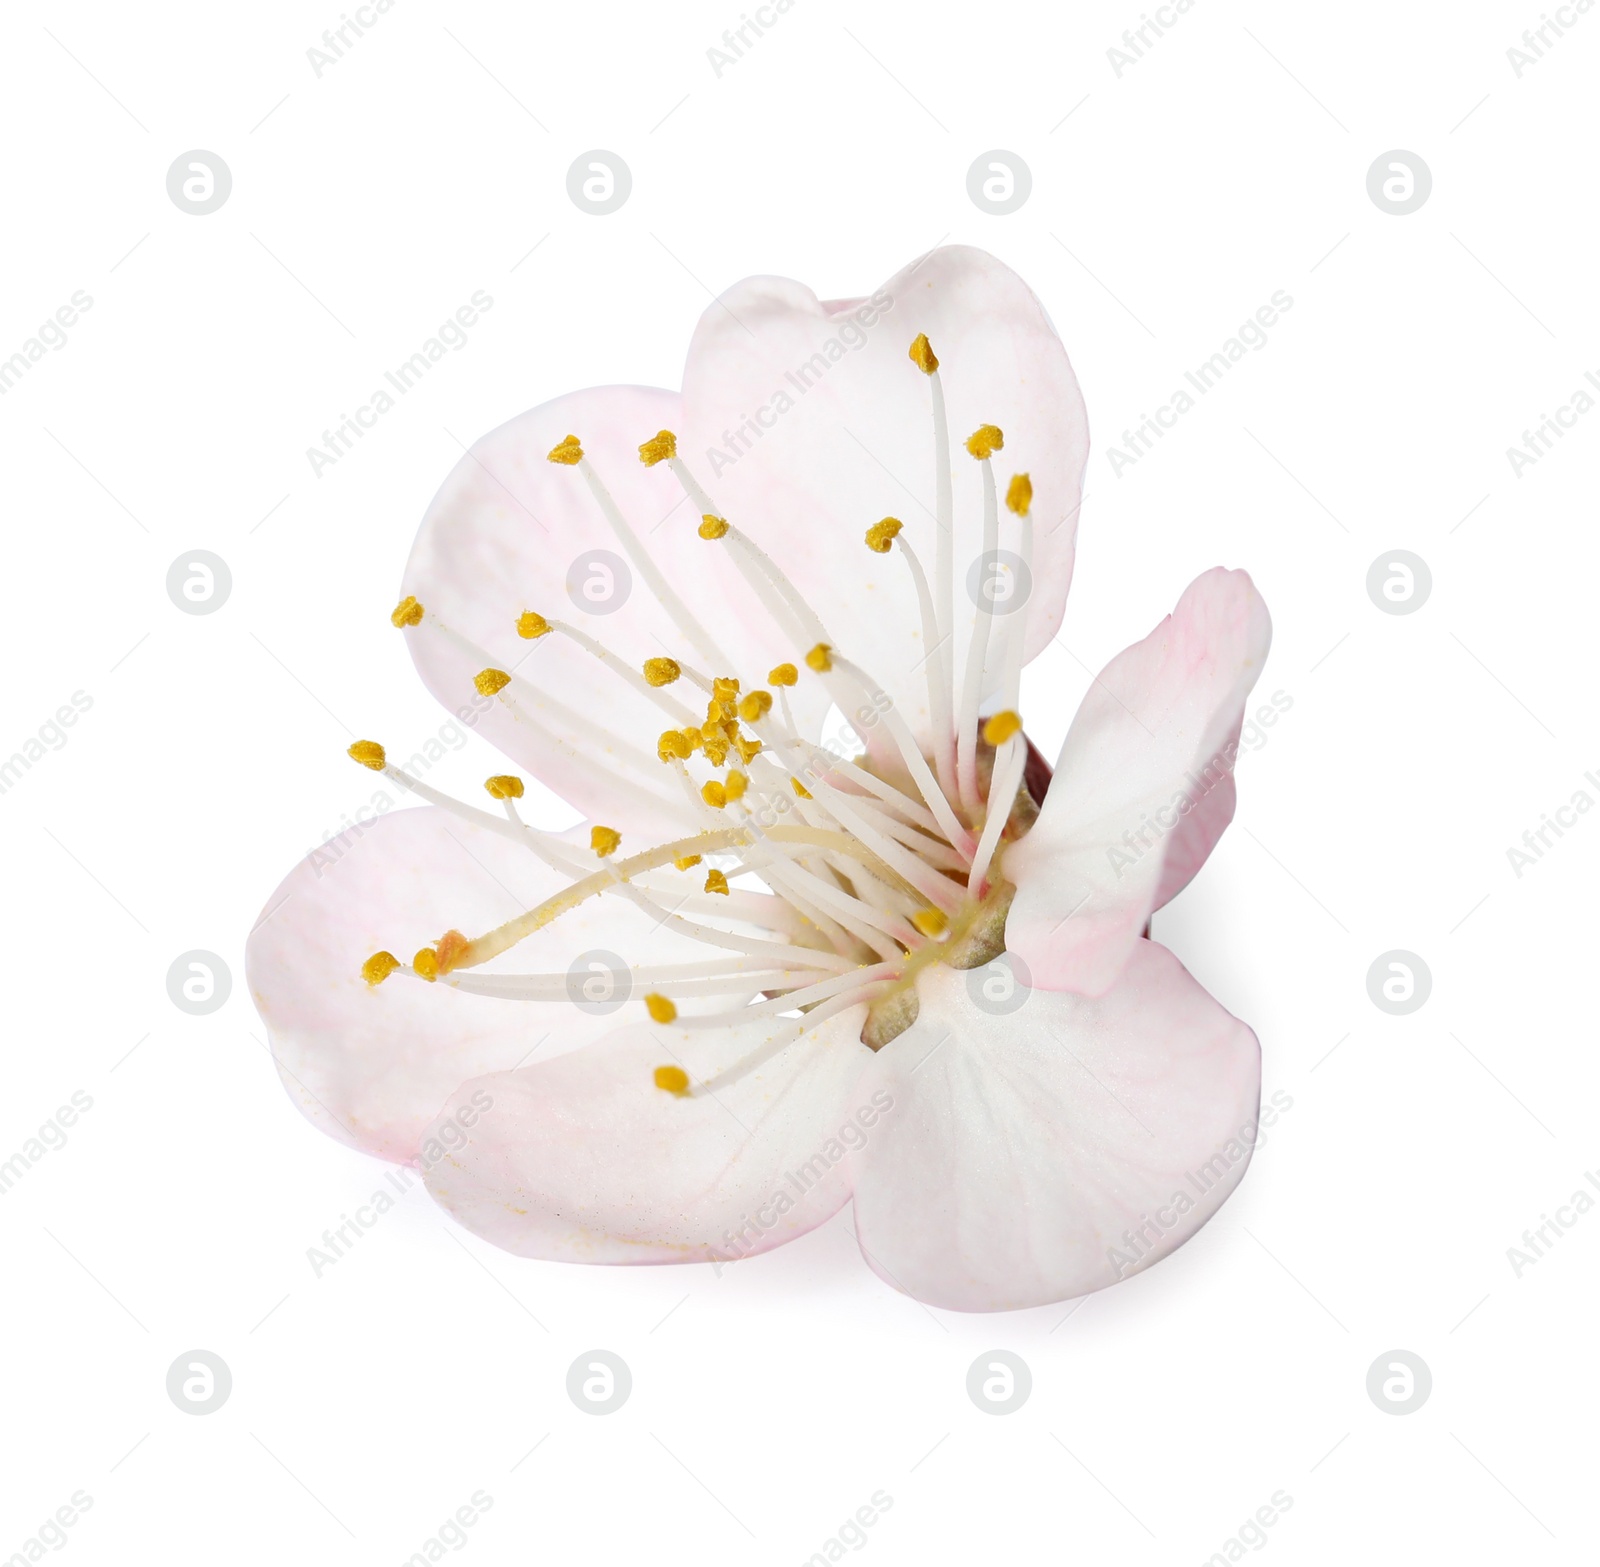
[353,333,1041,1082]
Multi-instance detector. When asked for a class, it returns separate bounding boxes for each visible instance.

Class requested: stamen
[348,740,386,771]
[475,668,512,696]
[413,947,440,982]
[674,854,702,870]
[705,868,730,895]
[805,642,833,672]
[391,596,424,628]
[654,1064,691,1097]
[699,514,730,539]
[968,736,1026,894]
[517,611,552,639]
[955,438,1003,819]
[484,774,524,799]
[643,657,681,687]
[982,710,1022,746]
[591,826,622,857]
[916,344,956,792]
[638,430,677,466]
[864,517,902,553]
[769,663,798,686]
[645,993,678,1023]
[362,951,400,985]
[911,909,948,938]
[888,528,958,805]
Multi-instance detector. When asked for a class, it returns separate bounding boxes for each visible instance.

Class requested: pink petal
[401,384,826,837]
[848,942,1261,1312]
[677,246,1088,746]
[246,805,755,1163]
[422,1009,872,1263]
[1006,569,1271,996]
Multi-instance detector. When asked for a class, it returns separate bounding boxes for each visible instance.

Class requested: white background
[2,0,1595,1561]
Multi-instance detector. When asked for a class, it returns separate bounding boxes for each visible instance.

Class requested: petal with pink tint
[1005,569,1272,997]
[246,805,772,1163]
[401,385,828,837]
[677,246,1088,747]
[422,1008,872,1263]
[847,943,1261,1313]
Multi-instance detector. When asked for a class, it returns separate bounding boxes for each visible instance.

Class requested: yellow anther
[517,610,552,639]
[475,668,512,696]
[713,676,740,702]
[657,729,693,762]
[484,774,524,799]
[591,825,622,857]
[348,740,387,771]
[413,947,440,982]
[680,726,704,753]
[865,517,902,554]
[638,430,678,467]
[982,710,1023,746]
[1006,473,1033,516]
[909,333,939,374]
[966,424,1005,460]
[702,734,729,766]
[734,734,762,764]
[699,515,730,540]
[674,854,702,871]
[390,595,424,628]
[654,1064,691,1097]
[704,868,730,895]
[911,908,949,938]
[738,690,772,723]
[361,950,400,986]
[805,643,833,673]
[643,657,682,687]
[701,780,728,809]
[645,993,678,1024]
[547,434,583,465]
[769,663,798,686]
[791,777,812,799]
[724,771,748,802]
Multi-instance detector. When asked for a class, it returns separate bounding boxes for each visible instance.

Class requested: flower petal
[401,384,826,837]
[1005,569,1271,996]
[847,943,1261,1312]
[678,246,1088,746]
[422,1009,872,1263]
[246,805,773,1163]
